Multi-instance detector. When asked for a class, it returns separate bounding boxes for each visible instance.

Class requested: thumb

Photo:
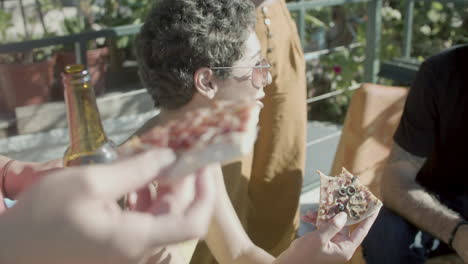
[82,148,176,199]
[318,212,347,242]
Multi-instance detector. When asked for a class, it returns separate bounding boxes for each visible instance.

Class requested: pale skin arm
[203,165,274,264]
[142,165,271,264]
[184,166,378,264]
[193,164,378,264]
[0,156,62,200]
[131,117,273,263]
[382,142,468,261]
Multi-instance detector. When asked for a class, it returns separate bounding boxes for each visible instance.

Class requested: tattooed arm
[382,142,467,258]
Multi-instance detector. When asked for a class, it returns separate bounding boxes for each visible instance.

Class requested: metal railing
[0,0,383,85]
[4,0,465,102]
[288,0,381,83]
[0,24,142,67]
[284,0,382,105]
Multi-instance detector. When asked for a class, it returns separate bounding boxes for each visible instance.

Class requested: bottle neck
[64,74,108,154]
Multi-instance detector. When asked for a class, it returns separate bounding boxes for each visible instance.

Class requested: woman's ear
[194,67,218,99]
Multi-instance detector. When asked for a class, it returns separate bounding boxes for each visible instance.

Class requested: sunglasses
[211,58,271,88]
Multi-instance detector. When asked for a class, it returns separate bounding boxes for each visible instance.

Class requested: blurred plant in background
[294,1,468,123]
[62,0,151,49]
[0,9,13,42]
[93,0,151,53]
[0,0,63,64]
[0,0,153,62]
[0,0,466,119]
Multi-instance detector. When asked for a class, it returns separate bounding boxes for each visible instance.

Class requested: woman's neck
[251,0,278,8]
[157,102,206,125]
[131,103,203,138]
[132,96,213,138]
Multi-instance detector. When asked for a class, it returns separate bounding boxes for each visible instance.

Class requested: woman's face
[211,31,272,109]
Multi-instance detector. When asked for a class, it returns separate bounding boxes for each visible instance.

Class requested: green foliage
[0,0,153,62]
[0,0,466,94]
[59,0,153,58]
[0,10,13,43]
[91,0,151,52]
[0,0,60,63]
[93,0,152,26]
[304,1,468,123]
[62,16,86,35]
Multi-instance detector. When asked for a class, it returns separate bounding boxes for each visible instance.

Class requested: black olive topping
[338,188,347,196]
[346,186,356,196]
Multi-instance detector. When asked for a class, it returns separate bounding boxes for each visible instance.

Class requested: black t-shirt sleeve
[394,60,438,157]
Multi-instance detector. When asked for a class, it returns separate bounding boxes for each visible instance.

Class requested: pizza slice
[316,167,382,227]
[120,99,260,181]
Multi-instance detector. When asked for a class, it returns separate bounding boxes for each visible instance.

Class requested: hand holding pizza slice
[316,168,382,228]
[119,99,260,211]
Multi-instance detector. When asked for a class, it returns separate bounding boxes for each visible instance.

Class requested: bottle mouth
[65,64,86,74]
[63,64,91,85]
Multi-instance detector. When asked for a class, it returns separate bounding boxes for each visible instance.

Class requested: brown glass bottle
[62,64,125,208]
[62,64,118,166]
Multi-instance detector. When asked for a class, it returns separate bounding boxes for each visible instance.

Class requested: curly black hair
[136,0,256,109]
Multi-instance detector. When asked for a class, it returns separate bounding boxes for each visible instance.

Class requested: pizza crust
[163,128,258,181]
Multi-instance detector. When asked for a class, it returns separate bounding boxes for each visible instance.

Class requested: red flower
[333,66,342,74]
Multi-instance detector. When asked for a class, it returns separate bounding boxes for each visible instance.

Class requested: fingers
[317,212,348,243]
[150,168,215,243]
[301,210,318,224]
[126,192,138,210]
[181,168,216,237]
[81,148,176,199]
[145,171,197,216]
[131,187,153,212]
[147,168,215,227]
[113,168,216,249]
[349,207,381,245]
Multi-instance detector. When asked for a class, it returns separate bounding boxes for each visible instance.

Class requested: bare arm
[205,165,274,264]
[142,164,274,264]
[382,142,464,244]
[129,116,273,262]
[0,156,62,200]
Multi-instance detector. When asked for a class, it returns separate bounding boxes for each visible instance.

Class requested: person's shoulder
[424,44,468,70]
